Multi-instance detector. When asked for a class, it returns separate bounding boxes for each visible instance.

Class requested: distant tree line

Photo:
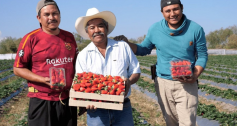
[206,25,237,49]
[0,32,146,54]
[7,25,237,54]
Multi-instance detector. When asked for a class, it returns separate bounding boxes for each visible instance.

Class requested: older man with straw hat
[75,8,141,126]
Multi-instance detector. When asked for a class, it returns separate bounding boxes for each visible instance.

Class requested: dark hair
[85,18,108,33]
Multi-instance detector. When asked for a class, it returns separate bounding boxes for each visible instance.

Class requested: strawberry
[85,88,91,93]
[73,84,80,91]
[90,78,100,85]
[88,72,93,76]
[91,87,98,92]
[60,79,65,86]
[103,81,110,86]
[87,74,93,79]
[180,67,185,72]
[51,69,55,76]
[108,82,114,87]
[80,83,86,88]
[116,90,122,95]
[185,71,192,75]
[83,73,88,78]
[109,90,115,95]
[81,79,88,83]
[77,73,83,78]
[106,86,112,91]
[107,75,114,81]
[100,77,107,82]
[85,83,92,87]
[93,73,99,78]
[51,76,56,84]
[98,83,105,90]
[112,84,119,90]
[114,76,121,80]
[172,73,177,77]
[118,85,125,90]
[80,87,85,92]
[101,90,108,94]
[59,69,64,78]
[55,74,60,83]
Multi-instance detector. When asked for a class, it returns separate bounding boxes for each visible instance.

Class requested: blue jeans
[87,98,134,126]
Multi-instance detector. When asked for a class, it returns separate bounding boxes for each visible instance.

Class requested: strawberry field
[1,55,237,126]
[137,55,237,126]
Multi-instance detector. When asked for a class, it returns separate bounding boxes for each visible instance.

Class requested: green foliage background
[1,25,237,54]
[206,25,237,49]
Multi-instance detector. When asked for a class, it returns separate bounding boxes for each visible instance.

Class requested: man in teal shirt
[114,0,208,125]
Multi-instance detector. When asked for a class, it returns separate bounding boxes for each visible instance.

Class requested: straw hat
[75,8,116,39]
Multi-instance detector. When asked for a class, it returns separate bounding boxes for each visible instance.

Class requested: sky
[0,0,237,40]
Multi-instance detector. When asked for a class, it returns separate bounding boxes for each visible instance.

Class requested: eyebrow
[165,7,180,11]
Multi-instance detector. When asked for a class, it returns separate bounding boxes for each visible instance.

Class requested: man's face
[162,4,183,29]
[86,18,108,44]
[37,5,60,31]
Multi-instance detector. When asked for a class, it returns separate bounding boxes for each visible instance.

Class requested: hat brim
[75,11,116,40]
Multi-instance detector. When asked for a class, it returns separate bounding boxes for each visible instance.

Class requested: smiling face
[86,18,108,45]
[37,4,60,34]
[161,4,183,29]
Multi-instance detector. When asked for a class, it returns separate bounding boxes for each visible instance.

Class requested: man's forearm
[193,65,204,79]
[13,67,49,86]
[127,42,137,54]
[128,73,140,85]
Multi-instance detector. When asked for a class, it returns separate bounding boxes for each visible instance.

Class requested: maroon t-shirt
[14,28,78,101]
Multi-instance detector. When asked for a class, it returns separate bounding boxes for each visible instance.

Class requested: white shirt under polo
[75,38,141,98]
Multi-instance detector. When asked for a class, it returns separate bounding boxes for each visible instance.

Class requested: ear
[37,15,41,23]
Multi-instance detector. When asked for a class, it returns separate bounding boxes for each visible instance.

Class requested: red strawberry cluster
[72,72,125,96]
[170,60,192,79]
[50,68,66,89]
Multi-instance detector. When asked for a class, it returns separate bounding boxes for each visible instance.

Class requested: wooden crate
[69,89,124,110]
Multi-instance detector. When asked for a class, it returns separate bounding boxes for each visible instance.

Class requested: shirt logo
[19,50,24,57]
[46,57,73,66]
[190,41,193,46]
[167,1,171,4]
[65,42,72,50]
